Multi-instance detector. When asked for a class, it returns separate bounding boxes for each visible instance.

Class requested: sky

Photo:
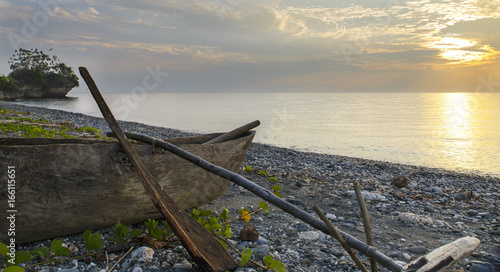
[0,0,499,93]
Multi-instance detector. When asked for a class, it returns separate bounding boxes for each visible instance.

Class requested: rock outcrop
[0,84,75,101]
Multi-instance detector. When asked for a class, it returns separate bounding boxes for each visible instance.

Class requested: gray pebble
[432,186,443,195]
[467,210,478,217]
[455,193,468,201]
[408,246,428,254]
[173,260,193,272]
[256,237,268,245]
[470,261,495,272]
[424,206,436,213]
[252,245,270,261]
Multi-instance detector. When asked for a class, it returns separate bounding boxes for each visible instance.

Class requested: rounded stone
[408,246,428,254]
[470,261,495,272]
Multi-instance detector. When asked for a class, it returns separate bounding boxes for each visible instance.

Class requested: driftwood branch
[121,131,404,272]
[313,205,369,272]
[203,120,260,144]
[354,182,378,272]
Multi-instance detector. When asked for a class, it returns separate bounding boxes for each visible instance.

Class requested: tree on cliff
[7,48,79,89]
[0,48,79,100]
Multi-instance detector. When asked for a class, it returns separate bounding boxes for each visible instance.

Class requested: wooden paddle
[79,67,238,272]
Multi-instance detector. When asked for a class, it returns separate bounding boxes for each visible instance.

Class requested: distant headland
[0,48,79,101]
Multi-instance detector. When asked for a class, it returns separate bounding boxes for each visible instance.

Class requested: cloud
[1,0,499,92]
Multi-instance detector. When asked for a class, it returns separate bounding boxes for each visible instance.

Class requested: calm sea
[15,92,500,177]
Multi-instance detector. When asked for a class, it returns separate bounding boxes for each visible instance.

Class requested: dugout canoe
[0,131,255,244]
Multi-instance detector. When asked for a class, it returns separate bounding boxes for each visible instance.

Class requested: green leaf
[269,177,277,183]
[86,238,105,251]
[50,239,63,252]
[223,224,232,238]
[115,223,129,236]
[129,228,142,239]
[0,242,8,255]
[268,260,286,272]
[54,247,70,256]
[273,192,282,198]
[259,201,270,212]
[263,255,286,272]
[209,217,219,225]
[272,185,282,191]
[149,227,164,240]
[240,247,252,266]
[263,255,273,266]
[91,232,103,240]
[82,230,92,242]
[217,239,227,250]
[191,208,201,218]
[244,165,253,172]
[31,246,49,257]
[3,266,25,272]
[109,233,126,244]
[219,207,229,221]
[200,210,213,217]
[259,171,268,177]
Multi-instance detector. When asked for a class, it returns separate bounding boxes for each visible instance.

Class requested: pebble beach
[1,101,499,272]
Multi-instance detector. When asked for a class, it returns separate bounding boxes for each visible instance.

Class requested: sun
[427,37,497,64]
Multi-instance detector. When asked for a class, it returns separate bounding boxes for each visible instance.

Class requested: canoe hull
[0,132,254,244]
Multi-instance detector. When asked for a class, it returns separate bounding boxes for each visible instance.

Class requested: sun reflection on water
[436,93,492,172]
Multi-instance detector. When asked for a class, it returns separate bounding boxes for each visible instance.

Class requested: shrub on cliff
[6,48,79,91]
[0,75,17,91]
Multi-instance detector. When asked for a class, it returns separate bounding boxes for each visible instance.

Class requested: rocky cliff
[0,84,75,101]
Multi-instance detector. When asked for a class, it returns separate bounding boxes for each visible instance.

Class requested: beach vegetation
[7,48,79,89]
[82,230,105,251]
[0,75,18,91]
[244,165,253,172]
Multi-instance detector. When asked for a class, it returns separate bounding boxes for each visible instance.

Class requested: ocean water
[14,92,500,177]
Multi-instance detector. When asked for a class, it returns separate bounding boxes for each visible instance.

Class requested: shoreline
[1,100,499,180]
[1,101,499,272]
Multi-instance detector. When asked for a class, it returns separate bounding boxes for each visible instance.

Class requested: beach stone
[173,260,193,272]
[132,267,143,272]
[489,228,500,236]
[424,206,436,213]
[470,261,495,272]
[296,223,310,231]
[432,186,443,195]
[467,210,478,217]
[326,213,337,220]
[392,175,410,188]
[58,270,78,272]
[255,237,268,245]
[403,253,411,260]
[252,245,270,261]
[121,259,131,271]
[455,193,469,201]
[299,231,321,241]
[237,241,249,251]
[131,246,155,262]
[239,225,259,241]
[408,246,428,254]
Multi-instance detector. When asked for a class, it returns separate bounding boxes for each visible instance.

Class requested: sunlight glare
[427,37,495,64]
